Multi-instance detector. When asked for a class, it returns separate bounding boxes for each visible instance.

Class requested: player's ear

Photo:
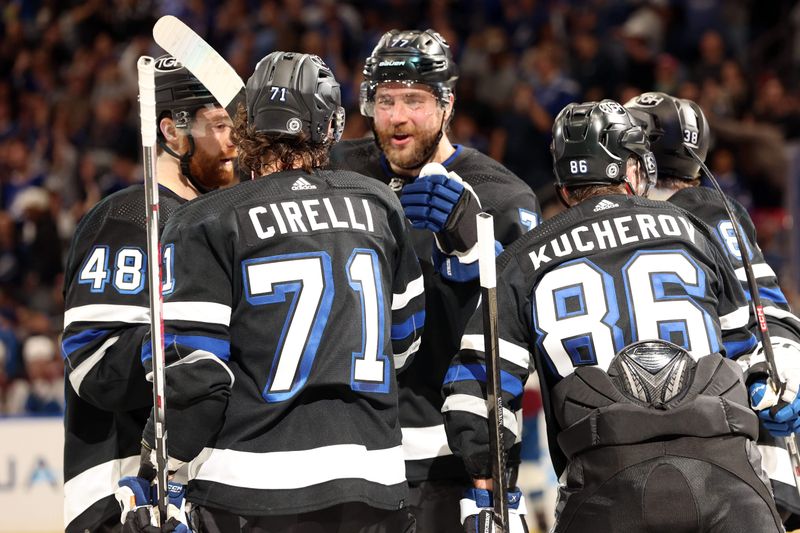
[160,117,179,143]
[443,93,455,122]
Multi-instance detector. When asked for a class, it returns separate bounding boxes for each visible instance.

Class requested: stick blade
[153,15,245,112]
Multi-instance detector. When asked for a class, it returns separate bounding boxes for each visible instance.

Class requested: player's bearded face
[373,84,446,171]
[187,106,237,190]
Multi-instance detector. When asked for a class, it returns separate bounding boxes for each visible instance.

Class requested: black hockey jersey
[143,169,425,515]
[330,139,541,483]
[670,186,800,513]
[61,185,185,532]
[441,194,757,478]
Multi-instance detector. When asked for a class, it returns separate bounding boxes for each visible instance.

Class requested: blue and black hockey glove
[460,487,529,533]
[400,163,481,254]
[750,379,800,437]
[115,445,192,532]
[744,341,800,437]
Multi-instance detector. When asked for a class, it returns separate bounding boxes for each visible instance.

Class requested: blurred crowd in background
[0,0,798,416]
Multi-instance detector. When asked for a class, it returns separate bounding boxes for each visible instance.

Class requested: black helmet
[551,100,657,193]
[154,54,218,132]
[624,92,710,181]
[246,52,344,144]
[360,29,458,117]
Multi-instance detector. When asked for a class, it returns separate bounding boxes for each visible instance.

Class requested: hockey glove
[750,379,800,437]
[743,340,800,436]
[460,487,529,533]
[116,477,191,533]
[400,163,481,254]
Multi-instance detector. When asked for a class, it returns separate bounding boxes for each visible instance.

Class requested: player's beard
[375,124,441,172]
[189,146,236,190]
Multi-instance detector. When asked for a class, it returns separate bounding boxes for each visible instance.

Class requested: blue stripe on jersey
[723,335,758,359]
[391,310,426,340]
[744,287,789,306]
[141,334,231,364]
[442,363,524,398]
[61,328,111,359]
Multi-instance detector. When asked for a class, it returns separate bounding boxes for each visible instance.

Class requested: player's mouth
[391,133,412,146]
[220,157,234,168]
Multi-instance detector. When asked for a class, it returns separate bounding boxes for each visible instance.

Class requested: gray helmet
[624,92,710,181]
[360,29,458,117]
[551,100,657,193]
[246,52,344,144]
[154,54,218,132]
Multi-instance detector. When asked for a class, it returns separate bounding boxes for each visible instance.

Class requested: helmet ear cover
[359,28,458,117]
[624,92,709,181]
[551,100,657,195]
[154,54,219,137]
[246,52,344,144]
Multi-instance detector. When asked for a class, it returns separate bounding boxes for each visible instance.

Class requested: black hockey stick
[477,212,510,532]
[152,16,245,120]
[137,56,169,523]
[688,147,800,494]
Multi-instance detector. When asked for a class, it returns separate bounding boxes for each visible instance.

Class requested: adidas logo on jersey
[291,177,317,191]
[593,199,619,212]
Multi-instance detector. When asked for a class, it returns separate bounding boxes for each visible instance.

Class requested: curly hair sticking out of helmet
[232,104,332,176]
[234,51,344,177]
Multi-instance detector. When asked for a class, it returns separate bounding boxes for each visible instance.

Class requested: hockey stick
[152,15,245,119]
[688,147,800,495]
[477,212,509,532]
[137,56,169,524]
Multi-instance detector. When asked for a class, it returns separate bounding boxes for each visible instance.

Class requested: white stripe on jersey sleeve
[155,350,235,386]
[460,334,530,370]
[64,304,149,328]
[735,263,776,281]
[719,305,750,330]
[441,393,520,437]
[758,442,796,486]
[391,275,424,310]
[394,336,421,369]
[163,301,231,326]
[765,306,800,326]
[189,444,405,489]
[401,424,453,461]
[67,335,120,394]
[63,455,140,527]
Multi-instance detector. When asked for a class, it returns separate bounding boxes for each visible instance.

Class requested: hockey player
[330,29,541,533]
[442,100,785,532]
[134,51,424,532]
[61,54,236,533]
[625,91,800,518]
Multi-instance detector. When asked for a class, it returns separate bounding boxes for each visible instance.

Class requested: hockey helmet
[551,100,657,193]
[360,29,458,117]
[246,52,344,144]
[624,92,710,181]
[154,54,219,131]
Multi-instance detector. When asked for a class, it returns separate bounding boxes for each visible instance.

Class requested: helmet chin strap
[158,135,214,194]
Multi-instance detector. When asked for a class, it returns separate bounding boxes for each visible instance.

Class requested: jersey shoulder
[669,186,752,228]
[329,138,385,180]
[73,185,185,240]
[450,146,526,188]
[167,168,404,231]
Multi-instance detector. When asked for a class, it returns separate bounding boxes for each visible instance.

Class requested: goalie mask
[551,100,657,195]
[360,29,458,117]
[625,92,710,181]
[246,52,345,144]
